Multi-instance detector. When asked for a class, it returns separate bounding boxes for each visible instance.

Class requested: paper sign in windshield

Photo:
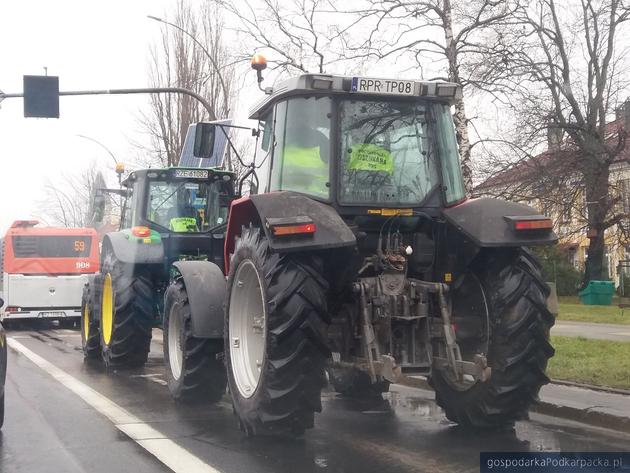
[348,144,393,174]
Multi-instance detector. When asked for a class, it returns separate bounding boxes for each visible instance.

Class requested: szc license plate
[174,169,209,179]
[351,77,415,96]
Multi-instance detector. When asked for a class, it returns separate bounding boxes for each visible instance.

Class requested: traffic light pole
[0,86,216,120]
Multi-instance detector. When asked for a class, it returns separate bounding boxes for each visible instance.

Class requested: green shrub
[533,246,584,296]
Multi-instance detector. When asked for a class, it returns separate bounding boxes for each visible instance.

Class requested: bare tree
[474,0,630,283]
[38,166,109,228]
[338,0,521,193]
[141,1,237,168]
[217,0,366,76]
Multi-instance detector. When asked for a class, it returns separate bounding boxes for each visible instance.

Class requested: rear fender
[224,192,356,273]
[442,198,558,247]
[171,261,226,339]
[102,232,164,265]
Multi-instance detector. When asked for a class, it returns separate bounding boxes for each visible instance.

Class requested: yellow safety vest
[282,146,329,198]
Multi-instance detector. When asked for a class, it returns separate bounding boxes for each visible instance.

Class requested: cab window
[270,96,331,199]
[254,111,273,194]
[121,188,134,229]
[147,180,228,232]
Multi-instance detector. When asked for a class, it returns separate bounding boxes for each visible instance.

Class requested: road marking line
[7,337,222,473]
[609,331,630,336]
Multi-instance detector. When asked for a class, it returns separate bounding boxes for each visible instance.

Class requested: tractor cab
[246,74,467,214]
[96,166,236,270]
[120,167,234,234]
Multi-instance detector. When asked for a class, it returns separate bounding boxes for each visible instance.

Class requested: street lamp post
[76,134,125,187]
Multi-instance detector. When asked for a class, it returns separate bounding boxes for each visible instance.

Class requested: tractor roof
[249,74,462,119]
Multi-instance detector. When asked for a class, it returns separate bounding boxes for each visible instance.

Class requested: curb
[550,378,630,396]
[532,401,630,435]
[402,377,630,435]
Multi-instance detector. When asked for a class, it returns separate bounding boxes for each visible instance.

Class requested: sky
[1,0,585,237]
[0,0,433,235]
[0,0,177,234]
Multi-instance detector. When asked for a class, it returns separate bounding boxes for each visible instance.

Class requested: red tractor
[106,58,557,437]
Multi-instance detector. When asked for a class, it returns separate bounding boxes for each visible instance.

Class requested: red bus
[0,220,99,324]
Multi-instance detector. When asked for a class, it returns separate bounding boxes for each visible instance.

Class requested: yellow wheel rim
[102,274,114,346]
[83,303,90,341]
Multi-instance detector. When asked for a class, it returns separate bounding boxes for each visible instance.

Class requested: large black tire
[0,393,4,429]
[81,280,101,359]
[100,252,155,368]
[163,278,227,402]
[430,248,555,428]
[225,226,330,436]
[0,324,6,429]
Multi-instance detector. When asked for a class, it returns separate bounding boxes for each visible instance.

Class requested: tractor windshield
[338,99,465,206]
[147,180,229,232]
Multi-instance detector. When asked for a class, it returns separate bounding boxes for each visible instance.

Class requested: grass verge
[557,298,630,325]
[547,336,630,390]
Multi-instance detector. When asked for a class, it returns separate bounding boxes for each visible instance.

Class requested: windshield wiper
[153,182,187,212]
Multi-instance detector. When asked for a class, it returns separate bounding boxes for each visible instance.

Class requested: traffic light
[23,75,59,118]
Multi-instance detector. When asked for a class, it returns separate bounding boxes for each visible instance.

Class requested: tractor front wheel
[81,279,102,360]
[225,226,330,436]
[163,278,226,402]
[430,249,555,428]
[100,252,155,368]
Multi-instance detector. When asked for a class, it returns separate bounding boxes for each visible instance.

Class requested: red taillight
[131,226,151,238]
[271,223,316,237]
[6,307,20,313]
[514,219,553,231]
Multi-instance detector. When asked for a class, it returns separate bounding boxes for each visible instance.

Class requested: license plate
[174,169,209,179]
[39,311,65,318]
[351,77,415,96]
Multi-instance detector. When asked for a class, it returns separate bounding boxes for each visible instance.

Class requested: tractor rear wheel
[81,279,101,359]
[163,278,227,402]
[100,252,155,368]
[429,249,555,428]
[225,226,330,436]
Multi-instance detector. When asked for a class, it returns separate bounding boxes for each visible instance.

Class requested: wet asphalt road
[2,324,630,473]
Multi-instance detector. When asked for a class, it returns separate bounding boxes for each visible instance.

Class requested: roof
[475,117,630,193]
[249,74,462,119]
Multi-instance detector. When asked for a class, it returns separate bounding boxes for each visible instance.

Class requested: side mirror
[193,123,216,159]
[93,193,106,223]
